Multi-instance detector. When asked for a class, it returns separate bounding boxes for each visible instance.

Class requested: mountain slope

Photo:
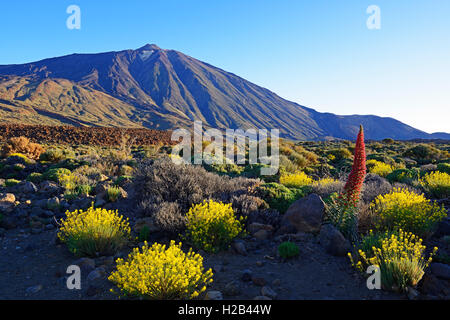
[0,44,448,140]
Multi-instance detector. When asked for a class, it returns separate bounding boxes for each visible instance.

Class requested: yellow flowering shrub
[420,171,450,199]
[312,177,339,187]
[349,230,437,292]
[279,171,313,188]
[370,188,446,237]
[185,200,244,253]
[58,205,130,256]
[108,241,213,299]
[366,159,394,177]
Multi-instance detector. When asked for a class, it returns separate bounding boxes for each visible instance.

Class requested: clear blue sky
[1,0,449,133]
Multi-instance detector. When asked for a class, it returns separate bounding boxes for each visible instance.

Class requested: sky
[0,0,449,133]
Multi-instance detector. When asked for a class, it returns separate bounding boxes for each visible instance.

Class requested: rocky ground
[0,159,449,300]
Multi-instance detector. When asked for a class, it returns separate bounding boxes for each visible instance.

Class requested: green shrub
[386,168,419,184]
[5,179,20,187]
[403,144,449,164]
[42,168,72,182]
[107,186,121,202]
[26,172,43,184]
[138,225,151,242]
[437,163,450,175]
[278,241,300,259]
[75,184,93,197]
[39,149,65,163]
[256,183,305,214]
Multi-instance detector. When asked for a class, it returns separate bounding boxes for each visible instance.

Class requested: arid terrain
[0,125,449,300]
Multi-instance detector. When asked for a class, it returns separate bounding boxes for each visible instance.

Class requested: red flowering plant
[325,125,367,241]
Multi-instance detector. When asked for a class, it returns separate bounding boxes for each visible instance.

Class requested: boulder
[38,181,61,195]
[430,263,450,280]
[0,193,16,213]
[281,194,325,233]
[318,224,351,257]
[17,181,37,194]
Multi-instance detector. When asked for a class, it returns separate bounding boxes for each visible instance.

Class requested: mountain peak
[137,44,161,51]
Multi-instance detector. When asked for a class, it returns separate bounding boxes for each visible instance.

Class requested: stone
[87,267,106,282]
[0,216,18,229]
[253,296,272,300]
[213,265,224,273]
[38,181,60,195]
[0,193,16,213]
[281,194,325,233]
[204,291,223,300]
[47,197,60,211]
[253,229,270,241]
[232,240,248,256]
[318,224,351,257]
[26,284,43,294]
[430,263,450,280]
[223,281,241,297]
[252,277,266,287]
[247,223,274,234]
[261,286,277,299]
[73,257,96,273]
[18,181,37,194]
[407,287,420,300]
[241,269,253,282]
[94,197,106,207]
[436,218,450,236]
[421,274,444,295]
[272,279,281,287]
[134,217,159,233]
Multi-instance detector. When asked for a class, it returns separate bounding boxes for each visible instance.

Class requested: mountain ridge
[0,44,448,140]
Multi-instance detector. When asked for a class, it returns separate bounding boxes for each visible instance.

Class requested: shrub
[42,168,72,182]
[58,205,130,257]
[327,148,353,162]
[39,148,65,163]
[138,225,151,242]
[279,171,313,188]
[185,200,244,253]
[386,168,419,184]
[1,137,45,160]
[420,171,450,199]
[107,186,121,202]
[26,172,43,184]
[437,163,450,175]
[311,178,344,199]
[5,179,20,187]
[370,188,447,237]
[256,183,305,214]
[366,160,394,177]
[75,184,92,197]
[324,193,359,241]
[403,144,448,164]
[278,241,300,259]
[135,158,260,232]
[7,153,33,165]
[349,230,437,292]
[108,241,213,299]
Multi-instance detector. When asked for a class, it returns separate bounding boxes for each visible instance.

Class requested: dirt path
[0,228,401,300]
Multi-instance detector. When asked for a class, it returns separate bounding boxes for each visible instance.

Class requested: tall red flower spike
[340,125,366,207]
